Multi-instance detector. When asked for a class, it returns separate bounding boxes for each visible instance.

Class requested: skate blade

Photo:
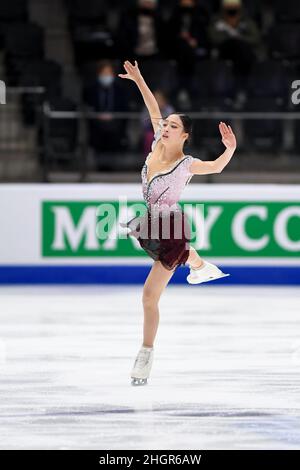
[131,378,148,386]
[187,272,230,285]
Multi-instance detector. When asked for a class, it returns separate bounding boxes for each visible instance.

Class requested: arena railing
[41,105,300,182]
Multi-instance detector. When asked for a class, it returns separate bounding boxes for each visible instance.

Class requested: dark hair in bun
[174,113,193,144]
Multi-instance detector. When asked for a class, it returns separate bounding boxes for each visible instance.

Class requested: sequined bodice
[141,120,195,210]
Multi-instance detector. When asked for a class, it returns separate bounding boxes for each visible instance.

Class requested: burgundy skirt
[121,206,191,271]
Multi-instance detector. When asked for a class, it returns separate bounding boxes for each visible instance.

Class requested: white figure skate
[131,345,154,386]
[187,260,230,284]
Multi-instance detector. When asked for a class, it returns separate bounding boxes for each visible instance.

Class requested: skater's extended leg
[142,260,175,348]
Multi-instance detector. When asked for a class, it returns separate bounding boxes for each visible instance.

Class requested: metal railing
[1,89,300,182]
[41,106,300,179]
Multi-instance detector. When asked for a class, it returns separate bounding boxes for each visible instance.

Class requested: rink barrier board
[0,265,300,285]
[0,184,299,284]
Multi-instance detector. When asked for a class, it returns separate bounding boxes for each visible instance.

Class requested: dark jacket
[83,79,129,113]
[167,5,210,58]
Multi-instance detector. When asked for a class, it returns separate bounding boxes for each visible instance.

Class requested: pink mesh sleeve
[186,156,196,176]
[150,118,164,152]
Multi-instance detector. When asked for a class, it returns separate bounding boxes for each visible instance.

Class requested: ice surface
[0,285,300,450]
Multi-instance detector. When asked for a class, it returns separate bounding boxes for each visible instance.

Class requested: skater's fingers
[219,122,226,137]
[221,122,228,134]
[125,60,134,70]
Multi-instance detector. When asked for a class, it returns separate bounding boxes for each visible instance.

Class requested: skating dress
[121,118,196,271]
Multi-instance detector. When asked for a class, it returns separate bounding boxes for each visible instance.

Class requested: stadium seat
[0,0,28,21]
[65,0,114,65]
[246,60,289,106]
[19,60,63,125]
[294,120,300,153]
[38,96,80,174]
[192,60,235,110]
[3,22,45,84]
[268,24,300,60]
[66,0,107,25]
[243,98,284,153]
[138,59,178,97]
[0,0,28,48]
[274,0,300,23]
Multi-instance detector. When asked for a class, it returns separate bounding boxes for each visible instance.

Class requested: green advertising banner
[42,200,300,258]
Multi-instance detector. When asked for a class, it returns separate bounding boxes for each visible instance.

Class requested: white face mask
[98,75,114,87]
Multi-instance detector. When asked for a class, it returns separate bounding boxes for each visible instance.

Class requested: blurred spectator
[83,60,129,165]
[140,89,175,156]
[167,0,210,103]
[209,0,263,83]
[167,0,210,63]
[116,0,166,60]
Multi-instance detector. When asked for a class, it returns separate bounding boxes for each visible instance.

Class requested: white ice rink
[0,285,300,450]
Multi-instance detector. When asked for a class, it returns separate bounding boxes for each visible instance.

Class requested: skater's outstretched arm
[118,60,162,133]
[190,122,237,175]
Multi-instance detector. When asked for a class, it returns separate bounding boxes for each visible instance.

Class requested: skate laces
[135,349,151,369]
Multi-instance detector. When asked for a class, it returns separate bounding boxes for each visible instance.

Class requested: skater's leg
[142,260,175,348]
[131,261,175,385]
[186,246,205,270]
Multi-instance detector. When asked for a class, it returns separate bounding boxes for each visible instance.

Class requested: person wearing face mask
[83,60,129,168]
[209,0,263,84]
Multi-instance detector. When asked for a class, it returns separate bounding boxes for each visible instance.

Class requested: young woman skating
[118,60,237,385]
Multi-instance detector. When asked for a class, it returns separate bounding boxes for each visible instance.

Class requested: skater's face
[161,114,189,147]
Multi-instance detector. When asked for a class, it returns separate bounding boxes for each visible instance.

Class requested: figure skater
[118,60,237,386]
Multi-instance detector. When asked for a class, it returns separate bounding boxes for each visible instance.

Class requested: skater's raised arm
[190,122,237,175]
[118,60,162,133]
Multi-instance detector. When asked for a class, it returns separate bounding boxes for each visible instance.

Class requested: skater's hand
[219,122,236,151]
[118,60,143,83]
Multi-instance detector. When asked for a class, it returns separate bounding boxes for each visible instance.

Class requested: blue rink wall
[0,265,300,285]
